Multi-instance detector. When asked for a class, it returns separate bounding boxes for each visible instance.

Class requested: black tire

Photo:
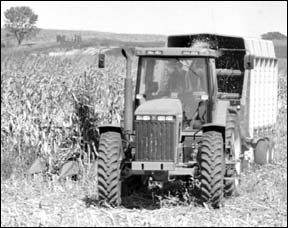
[254,139,270,165]
[97,131,122,206]
[199,131,225,208]
[224,111,241,197]
[224,168,238,197]
[268,139,275,163]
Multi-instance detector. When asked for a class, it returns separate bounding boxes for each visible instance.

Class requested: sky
[1,1,287,38]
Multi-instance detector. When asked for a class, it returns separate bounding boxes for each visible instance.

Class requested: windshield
[137,57,209,122]
[138,57,208,98]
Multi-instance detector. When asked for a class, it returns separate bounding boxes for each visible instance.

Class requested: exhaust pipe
[121,48,134,133]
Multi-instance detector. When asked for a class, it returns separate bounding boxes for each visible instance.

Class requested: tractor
[96,33,278,208]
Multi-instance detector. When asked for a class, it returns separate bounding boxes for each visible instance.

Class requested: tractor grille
[135,120,176,161]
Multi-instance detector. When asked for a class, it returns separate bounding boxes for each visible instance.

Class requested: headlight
[136,115,151,121]
[137,115,174,121]
[136,116,143,120]
[157,115,174,121]
[143,115,150,121]
[165,116,174,121]
[157,116,165,121]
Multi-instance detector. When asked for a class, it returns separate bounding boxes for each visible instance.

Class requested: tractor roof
[167,33,276,58]
[135,47,220,58]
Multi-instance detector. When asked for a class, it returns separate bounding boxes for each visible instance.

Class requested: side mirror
[98,53,105,68]
[121,49,128,58]
[121,48,135,59]
[244,54,255,70]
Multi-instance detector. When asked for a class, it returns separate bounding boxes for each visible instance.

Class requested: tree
[4,6,39,45]
[261,32,287,40]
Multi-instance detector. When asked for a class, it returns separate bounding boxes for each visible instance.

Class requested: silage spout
[121,48,134,133]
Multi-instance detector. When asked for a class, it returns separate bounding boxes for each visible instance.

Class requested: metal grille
[135,120,176,161]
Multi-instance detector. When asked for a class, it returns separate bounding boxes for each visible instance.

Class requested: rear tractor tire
[199,131,225,208]
[97,131,122,207]
[224,112,242,197]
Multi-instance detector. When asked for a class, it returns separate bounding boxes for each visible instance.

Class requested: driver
[187,59,206,92]
[165,60,187,94]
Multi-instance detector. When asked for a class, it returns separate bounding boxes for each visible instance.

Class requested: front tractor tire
[199,131,225,208]
[97,131,122,207]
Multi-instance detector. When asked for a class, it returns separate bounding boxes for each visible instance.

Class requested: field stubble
[1,52,287,227]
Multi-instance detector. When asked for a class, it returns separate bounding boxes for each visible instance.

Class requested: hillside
[1,28,166,43]
[1,29,287,58]
[1,28,166,52]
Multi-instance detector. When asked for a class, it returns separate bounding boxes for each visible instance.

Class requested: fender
[211,100,230,126]
[202,100,230,141]
[98,124,125,160]
[98,124,122,135]
[202,123,226,143]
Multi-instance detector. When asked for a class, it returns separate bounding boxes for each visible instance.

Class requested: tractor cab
[134,47,220,131]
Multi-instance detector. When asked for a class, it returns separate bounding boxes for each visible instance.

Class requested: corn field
[1,51,287,227]
[1,52,134,178]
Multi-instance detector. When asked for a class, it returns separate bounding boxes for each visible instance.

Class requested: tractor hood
[135,98,182,116]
